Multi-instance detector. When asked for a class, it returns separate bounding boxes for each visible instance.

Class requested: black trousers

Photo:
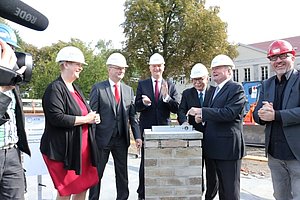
[204,157,241,200]
[89,136,129,200]
[137,144,145,198]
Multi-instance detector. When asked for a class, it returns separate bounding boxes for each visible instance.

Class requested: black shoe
[138,198,145,200]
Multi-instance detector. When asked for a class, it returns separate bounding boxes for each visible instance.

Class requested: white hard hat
[211,54,235,69]
[190,63,209,79]
[149,53,165,65]
[106,52,128,67]
[56,46,87,65]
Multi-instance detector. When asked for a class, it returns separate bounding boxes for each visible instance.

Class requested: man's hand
[0,39,17,70]
[142,95,151,106]
[0,86,15,92]
[187,107,201,116]
[0,39,20,91]
[160,81,169,98]
[258,101,275,121]
[195,114,202,123]
[135,139,143,155]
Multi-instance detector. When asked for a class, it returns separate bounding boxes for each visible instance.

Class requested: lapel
[12,87,22,109]
[73,84,90,112]
[191,88,200,106]
[148,78,158,105]
[120,83,126,110]
[158,79,167,103]
[104,80,117,115]
[209,81,230,107]
[204,85,215,107]
[282,69,298,109]
[266,77,276,103]
[58,77,82,115]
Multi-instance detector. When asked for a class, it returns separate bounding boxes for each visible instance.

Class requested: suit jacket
[135,78,179,132]
[0,87,31,156]
[40,76,98,175]
[89,80,141,148]
[253,69,300,161]
[177,86,215,133]
[202,80,246,160]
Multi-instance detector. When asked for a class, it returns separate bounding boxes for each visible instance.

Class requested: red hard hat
[267,40,295,58]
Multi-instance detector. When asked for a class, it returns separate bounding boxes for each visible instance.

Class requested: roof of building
[248,35,300,53]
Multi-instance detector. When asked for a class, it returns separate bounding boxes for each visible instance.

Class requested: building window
[244,68,250,82]
[179,76,185,84]
[261,66,268,80]
[233,69,239,82]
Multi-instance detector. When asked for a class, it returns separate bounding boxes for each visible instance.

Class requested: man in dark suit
[177,63,214,132]
[189,54,246,200]
[253,40,300,200]
[135,53,179,200]
[89,52,142,200]
[177,63,214,197]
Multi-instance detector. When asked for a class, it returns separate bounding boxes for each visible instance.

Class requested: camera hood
[15,52,33,84]
[0,65,23,86]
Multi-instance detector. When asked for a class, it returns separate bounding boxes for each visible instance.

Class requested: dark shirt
[268,74,296,160]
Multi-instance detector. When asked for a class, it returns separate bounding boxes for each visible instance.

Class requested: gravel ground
[242,146,271,178]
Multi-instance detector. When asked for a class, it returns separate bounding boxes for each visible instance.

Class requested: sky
[7,0,300,49]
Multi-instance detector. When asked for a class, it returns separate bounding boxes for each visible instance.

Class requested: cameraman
[0,23,30,200]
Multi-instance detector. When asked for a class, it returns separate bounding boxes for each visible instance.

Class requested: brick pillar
[144,127,203,200]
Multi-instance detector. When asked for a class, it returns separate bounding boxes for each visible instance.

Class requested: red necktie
[154,80,159,102]
[114,84,120,103]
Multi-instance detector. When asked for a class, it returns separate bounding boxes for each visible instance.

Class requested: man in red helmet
[253,40,300,200]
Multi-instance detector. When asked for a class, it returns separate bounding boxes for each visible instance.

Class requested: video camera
[0,52,33,86]
[0,0,48,86]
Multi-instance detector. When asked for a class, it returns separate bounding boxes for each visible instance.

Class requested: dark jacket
[135,78,179,132]
[40,76,98,175]
[89,80,141,148]
[202,80,246,160]
[253,69,300,160]
[0,87,31,156]
[177,86,215,133]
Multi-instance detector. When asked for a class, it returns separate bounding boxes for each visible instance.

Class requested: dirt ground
[241,146,271,178]
[241,157,270,178]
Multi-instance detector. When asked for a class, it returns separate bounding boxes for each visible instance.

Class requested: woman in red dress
[40,46,100,200]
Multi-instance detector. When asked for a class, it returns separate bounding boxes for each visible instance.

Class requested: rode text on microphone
[0,0,49,31]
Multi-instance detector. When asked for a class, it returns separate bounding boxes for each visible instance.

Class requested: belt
[0,143,16,150]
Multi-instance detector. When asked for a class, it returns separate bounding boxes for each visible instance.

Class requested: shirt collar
[151,77,162,83]
[197,88,206,95]
[216,78,231,90]
[109,79,120,87]
[284,69,293,80]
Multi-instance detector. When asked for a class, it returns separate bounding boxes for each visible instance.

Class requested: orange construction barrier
[244,102,257,125]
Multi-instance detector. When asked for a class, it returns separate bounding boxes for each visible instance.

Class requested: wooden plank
[243,155,268,162]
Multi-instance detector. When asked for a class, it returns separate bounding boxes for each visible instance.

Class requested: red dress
[43,90,98,196]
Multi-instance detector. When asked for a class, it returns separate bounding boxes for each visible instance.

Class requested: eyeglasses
[66,61,83,67]
[110,66,126,71]
[192,77,205,82]
[268,53,292,61]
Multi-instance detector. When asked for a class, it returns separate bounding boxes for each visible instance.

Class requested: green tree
[122,0,238,80]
